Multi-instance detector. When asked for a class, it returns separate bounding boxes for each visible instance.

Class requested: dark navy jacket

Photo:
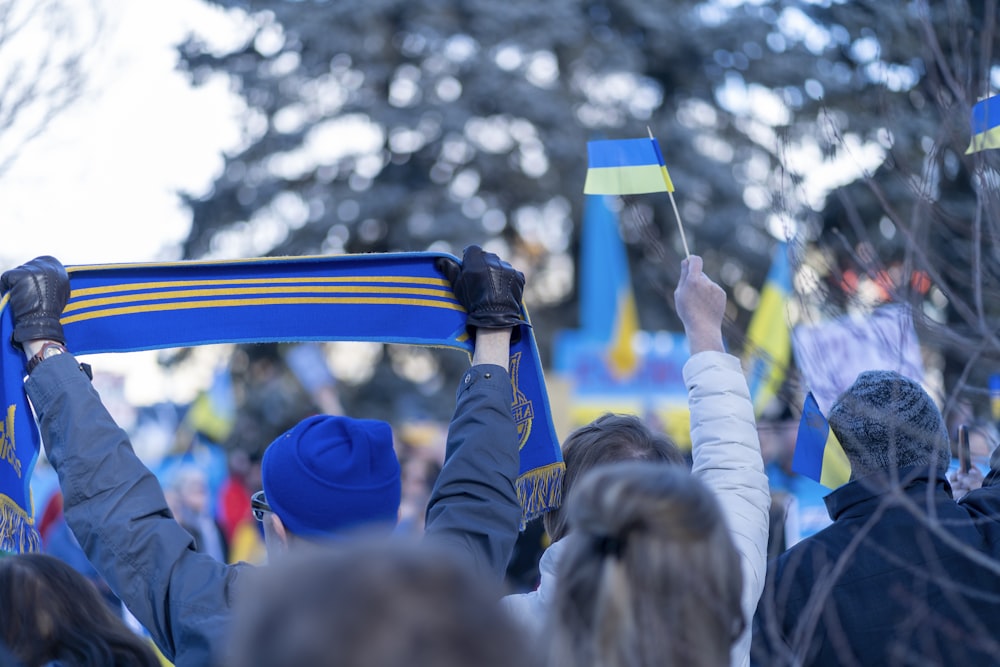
[752,455,1000,666]
[27,354,521,667]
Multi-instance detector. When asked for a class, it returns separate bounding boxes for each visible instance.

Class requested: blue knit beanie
[261,415,401,538]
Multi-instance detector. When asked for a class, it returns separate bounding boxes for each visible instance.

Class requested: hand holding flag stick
[583,130,690,257]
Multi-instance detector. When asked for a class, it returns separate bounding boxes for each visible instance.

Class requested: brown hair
[549,461,744,667]
[0,553,159,667]
[229,537,538,667]
[544,413,685,542]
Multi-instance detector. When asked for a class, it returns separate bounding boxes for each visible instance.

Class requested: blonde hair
[549,461,744,667]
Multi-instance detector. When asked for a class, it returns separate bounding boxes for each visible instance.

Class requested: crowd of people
[1,245,998,667]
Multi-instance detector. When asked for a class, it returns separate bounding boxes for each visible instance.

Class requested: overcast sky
[0,1,247,405]
[0,0,244,268]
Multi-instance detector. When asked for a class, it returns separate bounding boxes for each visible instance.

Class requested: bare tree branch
[0,0,103,179]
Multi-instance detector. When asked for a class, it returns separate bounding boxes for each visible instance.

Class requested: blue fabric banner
[0,301,36,552]
[1,252,562,552]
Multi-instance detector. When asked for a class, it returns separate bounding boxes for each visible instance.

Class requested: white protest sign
[792,305,925,414]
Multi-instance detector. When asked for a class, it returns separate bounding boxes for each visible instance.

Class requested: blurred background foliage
[169,0,1000,431]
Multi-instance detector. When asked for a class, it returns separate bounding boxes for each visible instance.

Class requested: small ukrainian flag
[584,138,674,195]
[966,94,1000,154]
[792,392,851,489]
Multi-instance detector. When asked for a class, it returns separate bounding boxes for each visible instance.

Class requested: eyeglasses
[251,490,273,522]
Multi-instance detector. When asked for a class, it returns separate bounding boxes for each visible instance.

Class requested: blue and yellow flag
[743,242,792,416]
[792,392,851,489]
[184,369,235,445]
[580,195,639,378]
[553,194,691,447]
[584,138,675,195]
[0,253,564,551]
[967,94,1000,154]
[991,374,1000,422]
[0,297,38,553]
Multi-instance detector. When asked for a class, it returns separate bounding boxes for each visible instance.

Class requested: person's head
[165,464,209,519]
[256,414,401,559]
[228,538,537,667]
[544,413,684,542]
[0,553,159,667]
[828,370,951,480]
[549,461,744,667]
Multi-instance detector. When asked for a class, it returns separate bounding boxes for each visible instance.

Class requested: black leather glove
[0,256,70,345]
[436,245,529,339]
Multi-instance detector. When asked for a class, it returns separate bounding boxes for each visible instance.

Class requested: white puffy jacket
[502,350,770,667]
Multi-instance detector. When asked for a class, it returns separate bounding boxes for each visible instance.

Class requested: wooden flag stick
[647,126,690,257]
[668,191,690,258]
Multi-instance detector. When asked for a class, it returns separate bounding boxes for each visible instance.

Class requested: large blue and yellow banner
[1,252,562,552]
[554,194,692,448]
[577,194,640,378]
[743,242,792,417]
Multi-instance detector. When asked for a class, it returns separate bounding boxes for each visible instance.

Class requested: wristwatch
[26,341,69,375]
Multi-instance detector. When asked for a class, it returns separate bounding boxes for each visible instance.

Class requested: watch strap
[26,341,69,375]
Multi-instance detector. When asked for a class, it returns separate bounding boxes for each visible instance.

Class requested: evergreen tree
[178,0,1000,421]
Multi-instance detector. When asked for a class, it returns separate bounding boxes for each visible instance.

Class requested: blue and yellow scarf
[0,252,563,553]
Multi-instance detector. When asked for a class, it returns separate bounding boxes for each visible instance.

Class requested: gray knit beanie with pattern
[827,370,951,479]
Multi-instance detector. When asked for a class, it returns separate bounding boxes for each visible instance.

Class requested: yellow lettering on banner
[0,404,22,478]
[509,352,534,450]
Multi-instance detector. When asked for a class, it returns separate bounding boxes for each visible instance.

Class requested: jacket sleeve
[424,363,522,582]
[26,353,247,666]
[959,434,1000,520]
[684,351,771,667]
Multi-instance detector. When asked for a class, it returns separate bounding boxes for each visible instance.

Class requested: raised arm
[675,254,771,667]
[424,246,527,581]
[3,257,245,666]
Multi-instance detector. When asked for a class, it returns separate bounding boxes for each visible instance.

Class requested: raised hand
[674,255,726,355]
[436,245,528,337]
[1,256,70,345]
